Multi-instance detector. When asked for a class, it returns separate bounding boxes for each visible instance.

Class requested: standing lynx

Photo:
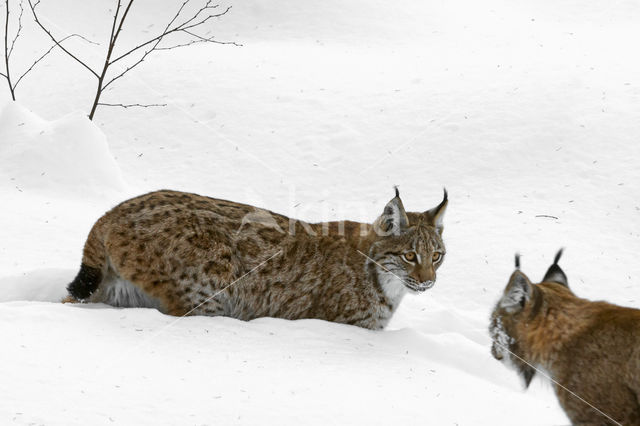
[490,250,640,425]
[66,188,448,329]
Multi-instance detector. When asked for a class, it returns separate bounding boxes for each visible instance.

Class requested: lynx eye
[402,252,417,262]
[432,252,442,262]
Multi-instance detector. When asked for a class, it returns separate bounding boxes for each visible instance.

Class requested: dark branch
[8,0,24,59]
[179,29,241,46]
[109,3,232,65]
[535,215,559,220]
[3,0,13,99]
[27,0,99,78]
[102,2,234,90]
[102,48,148,90]
[97,102,166,108]
[13,33,88,89]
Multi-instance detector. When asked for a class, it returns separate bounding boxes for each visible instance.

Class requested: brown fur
[490,252,640,425]
[66,189,448,330]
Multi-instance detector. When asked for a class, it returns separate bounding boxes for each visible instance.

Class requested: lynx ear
[542,248,568,287]
[423,188,447,235]
[500,270,533,312]
[376,187,409,235]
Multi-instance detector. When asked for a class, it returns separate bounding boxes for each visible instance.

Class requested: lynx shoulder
[490,250,640,425]
[65,188,448,330]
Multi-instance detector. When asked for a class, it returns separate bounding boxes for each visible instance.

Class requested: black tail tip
[67,264,102,300]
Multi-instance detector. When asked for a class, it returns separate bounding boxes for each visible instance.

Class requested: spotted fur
[66,189,448,330]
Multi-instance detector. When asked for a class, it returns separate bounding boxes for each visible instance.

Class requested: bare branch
[3,0,14,99]
[97,102,166,108]
[0,71,6,78]
[111,0,134,44]
[27,0,99,78]
[109,3,232,65]
[180,29,241,46]
[108,0,123,46]
[12,33,89,89]
[102,46,149,90]
[7,0,23,59]
[23,0,236,118]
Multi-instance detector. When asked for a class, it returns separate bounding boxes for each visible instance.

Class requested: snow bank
[0,103,127,198]
[0,269,72,303]
[0,302,564,426]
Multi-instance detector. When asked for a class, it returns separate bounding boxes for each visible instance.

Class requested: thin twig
[27,0,236,118]
[102,3,234,91]
[182,28,241,45]
[3,0,14,99]
[97,102,166,108]
[7,0,23,59]
[12,33,89,88]
[109,4,232,65]
[27,0,99,78]
[535,215,559,220]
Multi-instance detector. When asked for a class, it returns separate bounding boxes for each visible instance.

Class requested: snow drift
[0,102,127,198]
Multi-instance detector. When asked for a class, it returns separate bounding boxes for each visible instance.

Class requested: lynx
[490,250,640,425]
[65,188,448,330]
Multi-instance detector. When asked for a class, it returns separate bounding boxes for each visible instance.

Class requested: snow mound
[0,103,127,198]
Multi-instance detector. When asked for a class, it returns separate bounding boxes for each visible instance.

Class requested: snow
[1,0,639,424]
[0,103,127,198]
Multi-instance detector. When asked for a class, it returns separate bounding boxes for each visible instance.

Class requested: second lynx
[65,188,448,329]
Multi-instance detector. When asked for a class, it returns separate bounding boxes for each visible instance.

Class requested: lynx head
[489,250,568,387]
[367,188,447,296]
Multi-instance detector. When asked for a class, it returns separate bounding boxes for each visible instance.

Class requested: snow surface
[1,0,639,424]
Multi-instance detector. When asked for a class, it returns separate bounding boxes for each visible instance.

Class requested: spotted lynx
[66,188,448,329]
[490,250,640,425]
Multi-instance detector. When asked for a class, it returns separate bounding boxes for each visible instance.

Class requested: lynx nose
[412,265,435,283]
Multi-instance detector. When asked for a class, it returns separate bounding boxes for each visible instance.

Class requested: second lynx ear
[423,188,448,235]
[500,270,533,312]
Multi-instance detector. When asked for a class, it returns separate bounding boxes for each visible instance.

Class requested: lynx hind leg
[65,223,107,302]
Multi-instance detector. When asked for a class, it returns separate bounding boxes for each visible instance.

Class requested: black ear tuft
[515,253,520,269]
[394,186,400,198]
[542,248,568,287]
[553,248,564,265]
[423,188,448,234]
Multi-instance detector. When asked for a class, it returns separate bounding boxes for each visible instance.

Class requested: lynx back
[66,188,448,330]
[489,250,640,425]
